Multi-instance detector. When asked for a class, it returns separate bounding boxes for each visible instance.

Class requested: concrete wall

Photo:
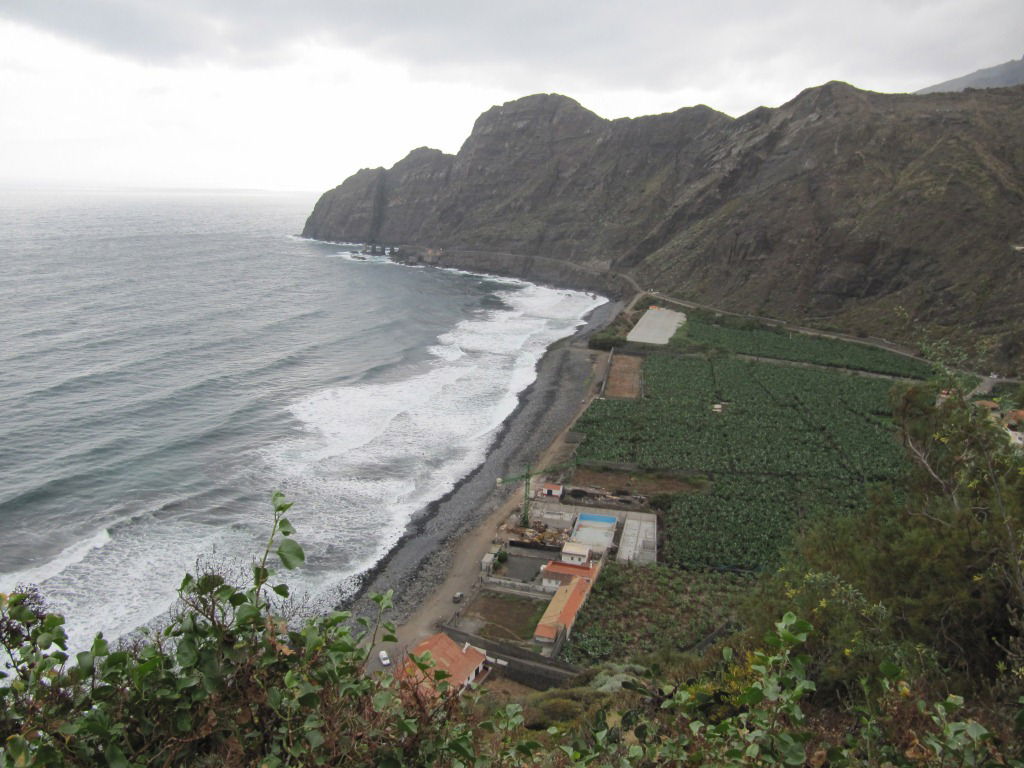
[483,576,555,595]
[439,624,579,690]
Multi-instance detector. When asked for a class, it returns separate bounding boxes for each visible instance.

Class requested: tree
[753,381,1024,692]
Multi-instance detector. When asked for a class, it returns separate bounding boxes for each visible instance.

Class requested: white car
[378,650,391,667]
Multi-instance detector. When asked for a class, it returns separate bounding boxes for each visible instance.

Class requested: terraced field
[674,316,933,379]
[561,563,753,664]
[575,354,907,570]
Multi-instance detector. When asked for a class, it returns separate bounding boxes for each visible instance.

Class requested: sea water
[0,187,605,650]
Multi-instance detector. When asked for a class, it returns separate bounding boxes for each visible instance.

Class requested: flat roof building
[570,511,618,554]
[560,541,591,564]
[530,500,577,531]
[617,511,658,565]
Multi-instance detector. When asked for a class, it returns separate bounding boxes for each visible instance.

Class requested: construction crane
[497,459,575,528]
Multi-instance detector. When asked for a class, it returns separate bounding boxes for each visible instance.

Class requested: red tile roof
[400,633,486,692]
[534,576,593,642]
[542,560,600,581]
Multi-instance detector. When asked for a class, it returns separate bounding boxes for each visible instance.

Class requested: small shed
[538,483,565,500]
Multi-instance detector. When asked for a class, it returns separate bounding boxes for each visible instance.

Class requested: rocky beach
[345,295,622,628]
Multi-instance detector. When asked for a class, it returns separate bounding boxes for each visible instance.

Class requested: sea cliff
[304,84,1024,372]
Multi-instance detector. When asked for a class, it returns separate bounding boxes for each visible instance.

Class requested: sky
[1,1,1021,192]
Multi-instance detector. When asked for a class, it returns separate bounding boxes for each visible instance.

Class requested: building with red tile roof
[398,632,487,697]
[539,560,600,591]
[534,576,592,644]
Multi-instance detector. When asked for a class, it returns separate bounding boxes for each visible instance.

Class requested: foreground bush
[0,495,513,767]
[3,495,1020,766]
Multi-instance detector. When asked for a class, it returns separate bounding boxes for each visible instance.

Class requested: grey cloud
[3,0,1022,97]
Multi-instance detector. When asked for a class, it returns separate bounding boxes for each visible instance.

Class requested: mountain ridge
[917,54,1024,94]
[303,82,1024,373]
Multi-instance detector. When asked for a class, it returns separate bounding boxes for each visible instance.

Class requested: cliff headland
[304,84,1024,373]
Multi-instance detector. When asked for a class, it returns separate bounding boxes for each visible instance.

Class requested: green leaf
[196,573,225,594]
[306,729,325,749]
[964,720,989,742]
[176,637,198,668]
[449,738,476,761]
[268,687,283,709]
[6,736,31,766]
[277,538,305,570]
[272,583,290,597]
[278,517,295,536]
[879,660,900,679]
[215,585,237,602]
[373,690,396,712]
[105,743,130,768]
[176,711,192,733]
[516,741,541,756]
[740,687,765,707]
[235,604,261,626]
[271,491,292,513]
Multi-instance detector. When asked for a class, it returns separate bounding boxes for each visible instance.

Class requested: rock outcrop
[304,84,1024,372]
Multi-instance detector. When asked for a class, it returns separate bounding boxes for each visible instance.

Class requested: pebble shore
[345,297,621,623]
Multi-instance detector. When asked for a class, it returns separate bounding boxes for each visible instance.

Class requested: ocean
[0,188,605,651]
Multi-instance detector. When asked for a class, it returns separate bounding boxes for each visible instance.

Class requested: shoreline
[344,294,621,630]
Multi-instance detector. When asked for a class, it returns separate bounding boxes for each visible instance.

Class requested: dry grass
[465,591,548,643]
[605,354,643,398]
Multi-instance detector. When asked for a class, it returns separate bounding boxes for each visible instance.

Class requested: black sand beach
[346,297,622,622]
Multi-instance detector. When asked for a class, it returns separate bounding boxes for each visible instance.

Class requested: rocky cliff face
[303,85,1024,372]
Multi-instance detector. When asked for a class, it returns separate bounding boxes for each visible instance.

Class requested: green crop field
[673,316,933,379]
[576,354,907,570]
[560,562,753,665]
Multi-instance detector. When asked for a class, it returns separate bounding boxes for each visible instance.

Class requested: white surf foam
[0,527,113,593]
[262,281,606,603]
[0,509,255,652]
[4,278,604,653]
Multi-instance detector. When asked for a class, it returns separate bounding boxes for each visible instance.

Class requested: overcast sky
[1,1,1020,192]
